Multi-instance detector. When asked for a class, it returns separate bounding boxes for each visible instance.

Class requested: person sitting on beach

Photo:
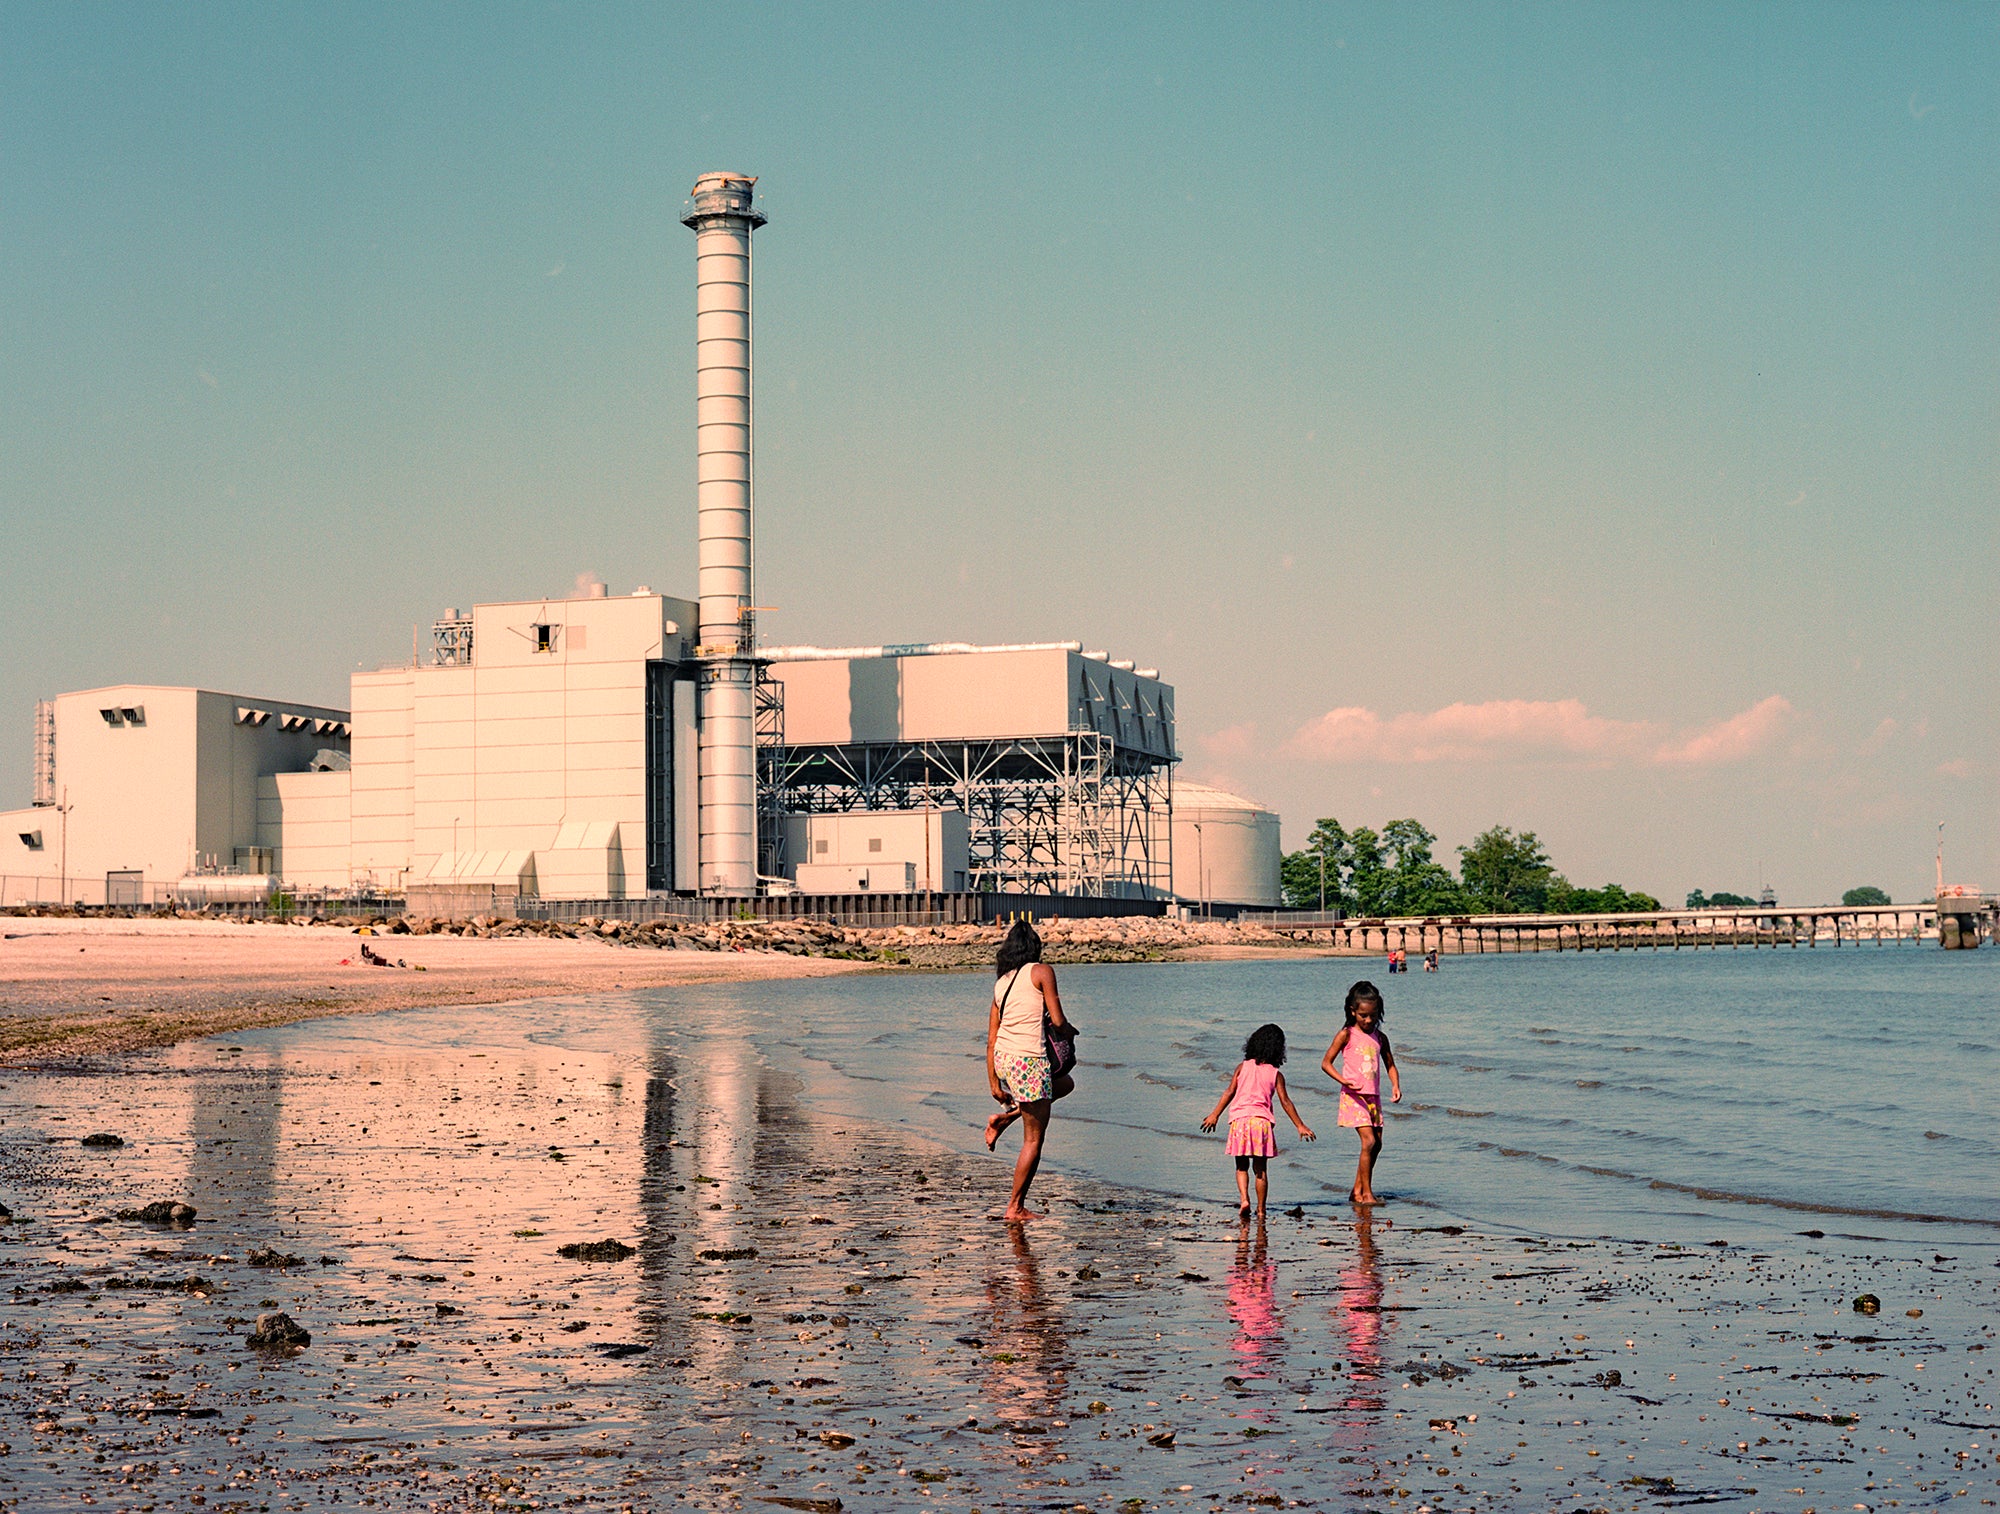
[1320,980,1400,1205]
[983,920,1075,1222]
[1200,1023,1315,1219]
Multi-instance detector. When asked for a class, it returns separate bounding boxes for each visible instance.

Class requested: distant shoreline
[0,915,1355,1062]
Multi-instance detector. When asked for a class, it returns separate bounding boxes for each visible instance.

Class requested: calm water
[600,943,1998,1247]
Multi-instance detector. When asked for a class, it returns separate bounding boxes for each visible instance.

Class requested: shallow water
[663,943,2000,1245]
[0,948,1995,1512]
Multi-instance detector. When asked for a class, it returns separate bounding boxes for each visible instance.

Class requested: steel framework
[757,731,1172,898]
[32,700,55,808]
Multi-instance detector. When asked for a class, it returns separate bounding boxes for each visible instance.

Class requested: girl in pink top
[1201,1024,1316,1219]
[1320,980,1402,1205]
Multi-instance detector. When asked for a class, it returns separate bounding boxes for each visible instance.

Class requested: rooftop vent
[18,830,42,850]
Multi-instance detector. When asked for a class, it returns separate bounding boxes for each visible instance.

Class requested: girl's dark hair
[1343,979,1385,1028]
[1243,1023,1287,1067]
[996,919,1043,977]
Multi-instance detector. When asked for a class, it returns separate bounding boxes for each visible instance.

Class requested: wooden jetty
[1243,901,1991,954]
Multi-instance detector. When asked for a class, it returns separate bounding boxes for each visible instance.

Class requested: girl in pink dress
[1320,980,1401,1205]
[1201,1024,1316,1218]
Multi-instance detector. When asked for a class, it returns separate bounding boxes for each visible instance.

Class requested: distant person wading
[984,921,1077,1222]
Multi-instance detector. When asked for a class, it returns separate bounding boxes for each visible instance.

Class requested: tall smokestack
[683,172,765,894]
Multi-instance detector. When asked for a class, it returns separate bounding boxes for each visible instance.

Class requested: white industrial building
[3,172,1283,913]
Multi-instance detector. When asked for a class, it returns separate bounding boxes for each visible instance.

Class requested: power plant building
[1,173,1282,912]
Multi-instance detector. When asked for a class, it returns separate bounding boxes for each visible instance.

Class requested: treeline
[1279,820,1662,916]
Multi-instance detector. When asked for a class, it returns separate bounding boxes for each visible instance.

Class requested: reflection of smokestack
[683,172,765,894]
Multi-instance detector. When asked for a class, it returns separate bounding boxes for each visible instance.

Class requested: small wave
[1443,1108,1493,1119]
[1642,1178,2000,1229]
[1574,1080,1603,1089]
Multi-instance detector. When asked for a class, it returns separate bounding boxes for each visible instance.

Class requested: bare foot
[984,1111,1012,1151]
[1352,1192,1378,1206]
[1001,1206,1046,1222]
[1238,1202,1252,1219]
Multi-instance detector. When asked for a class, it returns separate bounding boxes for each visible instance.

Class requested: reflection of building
[4,172,1283,909]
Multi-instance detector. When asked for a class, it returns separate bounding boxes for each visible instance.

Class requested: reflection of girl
[1225,1226,1282,1382]
[1201,1024,1315,1218]
[983,921,1075,1222]
[978,1224,1070,1435]
[1320,982,1400,1205]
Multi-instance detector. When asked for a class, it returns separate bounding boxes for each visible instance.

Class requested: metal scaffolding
[753,667,788,882]
[757,731,1172,898]
[32,700,55,807]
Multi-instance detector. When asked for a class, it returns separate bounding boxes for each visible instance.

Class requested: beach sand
[1,992,1992,1512]
[0,916,1353,1062]
[0,917,871,1061]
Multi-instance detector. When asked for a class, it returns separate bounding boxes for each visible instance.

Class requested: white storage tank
[1171,784,1281,908]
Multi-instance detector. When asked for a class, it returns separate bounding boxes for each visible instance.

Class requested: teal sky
[3,3,1994,902]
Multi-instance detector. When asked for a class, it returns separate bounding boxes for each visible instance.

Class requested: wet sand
[1,994,1994,1513]
[0,919,870,1061]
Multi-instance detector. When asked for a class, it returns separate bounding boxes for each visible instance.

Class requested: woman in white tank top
[984,920,1075,1221]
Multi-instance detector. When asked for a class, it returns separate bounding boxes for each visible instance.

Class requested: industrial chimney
[683,172,765,894]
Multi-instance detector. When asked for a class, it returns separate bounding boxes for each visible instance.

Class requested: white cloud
[1280,695,1794,768]
[1652,695,1794,766]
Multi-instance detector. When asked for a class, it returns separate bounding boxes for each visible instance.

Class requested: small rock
[1074,1265,1102,1281]
[246,1248,303,1268]
[1592,1369,1623,1387]
[80,1133,125,1149]
[436,1303,462,1317]
[1905,1307,1923,1318]
[697,1246,759,1262]
[119,1201,196,1228]
[1146,1429,1177,1448]
[819,1430,855,1448]
[1087,1400,1109,1413]
[1853,1293,1881,1315]
[246,1311,311,1351]
[597,1342,649,1359]
[556,1239,635,1262]
[1284,1205,1305,1219]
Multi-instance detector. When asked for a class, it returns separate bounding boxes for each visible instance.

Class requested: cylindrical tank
[1172,783,1282,908]
[696,661,757,893]
[683,172,766,894]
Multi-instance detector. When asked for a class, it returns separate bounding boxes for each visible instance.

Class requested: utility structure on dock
[1249,899,1991,953]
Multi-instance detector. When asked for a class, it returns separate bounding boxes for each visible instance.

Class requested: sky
[1,2,1994,905]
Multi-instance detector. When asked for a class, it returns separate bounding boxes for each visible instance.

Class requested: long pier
[1243,901,1990,953]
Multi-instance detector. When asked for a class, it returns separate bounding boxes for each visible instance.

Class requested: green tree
[1378,819,1469,915]
[1457,826,1555,913]
[1550,878,1662,913]
[1347,827,1390,917]
[1279,818,1354,911]
[1842,886,1891,906]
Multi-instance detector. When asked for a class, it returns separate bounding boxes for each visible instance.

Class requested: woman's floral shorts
[997,1051,1054,1105]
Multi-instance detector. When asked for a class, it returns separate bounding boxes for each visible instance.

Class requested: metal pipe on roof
[758,640,1084,663]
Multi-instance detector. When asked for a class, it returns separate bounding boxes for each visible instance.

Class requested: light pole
[453,816,462,859]
[57,786,72,908]
[1192,820,1205,920]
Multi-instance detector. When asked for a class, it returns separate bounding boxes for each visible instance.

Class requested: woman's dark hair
[996,919,1043,977]
[1243,1023,1287,1067]
[1343,979,1385,1028]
